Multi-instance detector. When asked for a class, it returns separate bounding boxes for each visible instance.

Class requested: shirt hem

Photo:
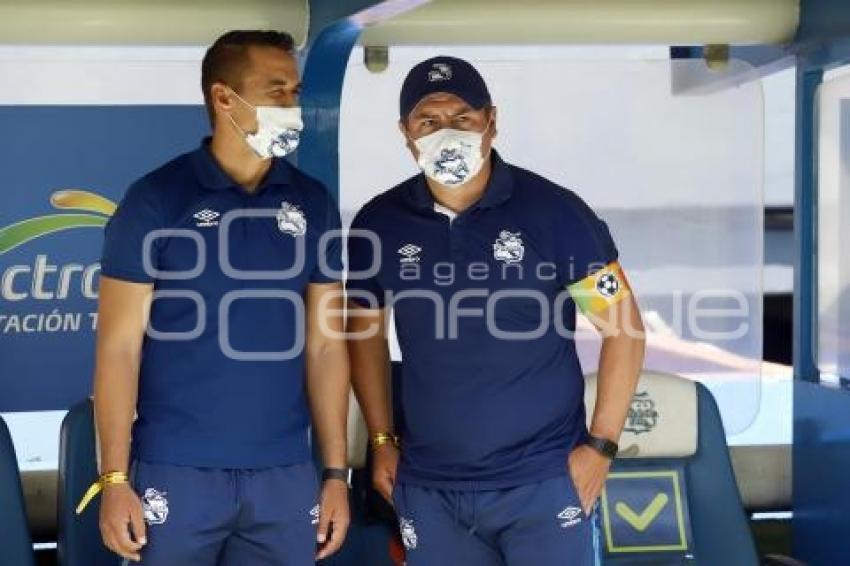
[131,440,311,469]
[396,459,569,491]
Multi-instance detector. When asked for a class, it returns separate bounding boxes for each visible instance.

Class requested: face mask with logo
[228,89,303,159]
[413,127,488,187]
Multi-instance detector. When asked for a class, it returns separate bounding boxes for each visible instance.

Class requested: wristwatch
[322,467,353,487]
[586,435,619,459]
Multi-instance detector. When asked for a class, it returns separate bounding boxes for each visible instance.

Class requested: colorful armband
[567,260,631,316]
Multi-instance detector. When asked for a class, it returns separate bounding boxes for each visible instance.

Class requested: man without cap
[87,30,351,565]
[347,56,646,565]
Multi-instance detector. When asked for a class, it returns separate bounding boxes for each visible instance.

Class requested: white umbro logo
[557,506,583,528]
[193,208,220,227]
[398,244,422,263]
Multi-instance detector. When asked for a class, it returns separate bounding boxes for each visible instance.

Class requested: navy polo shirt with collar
[347,150,620,490]
[100,139,342,468]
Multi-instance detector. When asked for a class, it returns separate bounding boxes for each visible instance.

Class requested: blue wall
[0,106,208,411]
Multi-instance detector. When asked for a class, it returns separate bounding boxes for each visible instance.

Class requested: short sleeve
[310,192,343,283]
[100,181,163,284]
[345,205,385,308]
[555,192,631,316]
[556,192,619,287]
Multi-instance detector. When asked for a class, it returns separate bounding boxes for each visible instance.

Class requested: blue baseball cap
[399,56,492,118]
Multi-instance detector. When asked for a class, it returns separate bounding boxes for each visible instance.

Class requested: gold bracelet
[75,471,129,515]
[371,432,400,449]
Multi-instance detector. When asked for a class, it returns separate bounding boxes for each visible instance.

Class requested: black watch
[322,467,353,487]
[586,435,619,459]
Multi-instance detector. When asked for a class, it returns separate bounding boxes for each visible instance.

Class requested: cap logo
[427,63,452,82]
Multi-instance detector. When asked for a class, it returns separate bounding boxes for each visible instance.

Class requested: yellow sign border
[600,469,689,553]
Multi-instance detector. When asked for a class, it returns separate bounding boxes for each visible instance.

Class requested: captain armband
[567,260,631,316]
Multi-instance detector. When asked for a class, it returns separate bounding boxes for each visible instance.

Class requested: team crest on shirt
[493,230,525,264]
[276,201,307,236]
[141,488,169,525]
[309,504,320,525]
[399,517,418,550]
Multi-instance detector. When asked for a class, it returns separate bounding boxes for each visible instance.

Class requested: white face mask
[228,90,303,159]
[414,128,487,186]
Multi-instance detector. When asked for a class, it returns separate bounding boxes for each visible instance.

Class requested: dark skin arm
[568,293,646,514]
[94,276,152,562]
[346,303,398,503]
[305,282,351,559]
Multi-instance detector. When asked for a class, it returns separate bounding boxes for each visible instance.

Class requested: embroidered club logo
[624,391,659,435]
[276,201,307,236]
[193,208,220,227]
[493,230,525,264]
[399,517,418,550]
[595,270,620,298]
[142,488,169,525]
[309,504,320,525]
[427,63,452,82]
[557,506,582,528]
[398,243,422,263]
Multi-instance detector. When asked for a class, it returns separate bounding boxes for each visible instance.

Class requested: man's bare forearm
[589,298,646,441]
[93,351,140,474]
[307,343,350,469]
[93,277,151,474]
[347,307,394,436]
[306,283,350,470]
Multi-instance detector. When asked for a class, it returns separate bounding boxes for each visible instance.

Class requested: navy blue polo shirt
[347,151,619,489]
[100,139,342,468]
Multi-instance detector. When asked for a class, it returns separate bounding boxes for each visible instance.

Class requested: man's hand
[316,480,351,560]
[99,483,146,562]
[372,444,399,504]
[568,444,612,516]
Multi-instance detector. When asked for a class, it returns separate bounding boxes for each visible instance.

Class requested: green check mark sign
[615,493,669,532]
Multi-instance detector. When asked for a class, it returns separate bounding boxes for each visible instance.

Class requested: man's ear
[210,83,235,117]
[488,105,498,139]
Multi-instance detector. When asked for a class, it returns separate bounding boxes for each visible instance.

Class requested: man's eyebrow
[411,110,438,120]
[411,105,472,120]
[267,78,301,89]
[449,105,475,117]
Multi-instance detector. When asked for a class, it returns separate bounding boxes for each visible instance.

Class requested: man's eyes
[268,87,299,97]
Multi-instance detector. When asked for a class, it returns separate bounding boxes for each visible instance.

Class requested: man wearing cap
[347,56,645,565]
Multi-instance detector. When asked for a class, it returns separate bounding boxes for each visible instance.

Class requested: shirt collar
[408,149,514,211]
[192,137,293,191]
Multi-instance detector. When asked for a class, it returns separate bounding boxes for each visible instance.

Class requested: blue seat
[585,371,759,565]
[57,398,120,566]
[0,414,36,566]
